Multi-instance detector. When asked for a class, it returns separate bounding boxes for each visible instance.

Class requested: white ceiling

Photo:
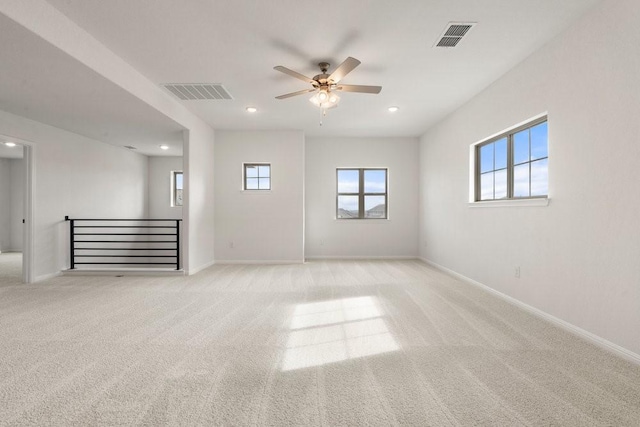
[0,12,184,157]
[1,1,601,151]
[0,142,23,159]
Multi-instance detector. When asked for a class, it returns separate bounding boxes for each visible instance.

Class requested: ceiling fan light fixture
[310,90,339,109]
[246,106,258,113]
[388,106,399,113]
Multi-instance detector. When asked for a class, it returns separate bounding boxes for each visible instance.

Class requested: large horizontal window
[476,117,548,201]
[337,168,387,219]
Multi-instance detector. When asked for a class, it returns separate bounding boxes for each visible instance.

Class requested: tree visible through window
[477,118,548,201]
[337,168,387,219]
[172,171,183,207]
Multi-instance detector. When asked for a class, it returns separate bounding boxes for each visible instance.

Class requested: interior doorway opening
[0,137,34,283]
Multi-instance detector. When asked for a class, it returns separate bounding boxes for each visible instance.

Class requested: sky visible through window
[337,169,387,218]
[480,121,547,200]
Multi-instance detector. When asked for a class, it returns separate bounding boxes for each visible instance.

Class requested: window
[337,168,387,219]
[172,171,183,207]
[244,163,271,190]
[476,117,548,201]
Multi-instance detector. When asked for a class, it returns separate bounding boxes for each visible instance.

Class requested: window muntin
[337,168,387,219]
[172,171,183,207]
[476,118,548,201]
[244,163,271,190]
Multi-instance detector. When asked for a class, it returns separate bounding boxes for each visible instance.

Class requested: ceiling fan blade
[274,66,317,85]
[328,57,361,83]
[275,88,316,99]
[335,84,382,94]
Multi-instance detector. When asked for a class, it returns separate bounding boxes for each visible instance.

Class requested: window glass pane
[514,130,530,165]
[175,172,183,190]
[494,169,507,199]
[337,169,359,193]
[530,158,548,196]
[480,143,494,173]
[246,177,258,190]
[364,170,386,193]
[258,165,270,177]
[337,195,359,218]
[245,165,258,178]
[530,122,548,160]
[480,172,494,200]
[494,138,507,170]
[364,196,386,218]
[258,177,270,190]
[513,163,530,197]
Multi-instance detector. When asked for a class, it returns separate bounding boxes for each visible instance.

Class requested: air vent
[124,145,137,150]
[435,22,476,48]
[163,83,233,100]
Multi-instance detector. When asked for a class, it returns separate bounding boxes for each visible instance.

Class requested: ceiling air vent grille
[163,83,233,100]
[435,22,476,48]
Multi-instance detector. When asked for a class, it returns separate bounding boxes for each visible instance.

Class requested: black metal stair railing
[65,217,182,270]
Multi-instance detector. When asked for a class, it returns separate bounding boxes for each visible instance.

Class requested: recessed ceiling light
[5,142,16,147]
[159,145,170,150]
[388,106,399,113]
[246,106,258,113]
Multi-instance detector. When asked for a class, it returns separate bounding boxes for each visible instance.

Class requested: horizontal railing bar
[74,233,176,236]
[75,255,177,258]
[74,262,177,265]
[74,248,177,251]
[67,218,182,221]
[74,240,177,243]
[73,226,177,229]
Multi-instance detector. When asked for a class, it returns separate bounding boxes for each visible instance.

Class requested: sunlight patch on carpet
[282,297,399,371]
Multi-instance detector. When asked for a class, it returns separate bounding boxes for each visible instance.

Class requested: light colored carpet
[0,259,639,426]
[0,252,22,286]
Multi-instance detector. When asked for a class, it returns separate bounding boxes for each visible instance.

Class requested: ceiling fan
[274,57,382,110]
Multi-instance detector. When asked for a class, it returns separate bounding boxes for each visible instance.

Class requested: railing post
[175,219,180,270]
[69,218,75,269]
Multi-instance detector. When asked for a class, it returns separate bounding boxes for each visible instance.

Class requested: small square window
[244,163,271,190]
[171,171,183,207]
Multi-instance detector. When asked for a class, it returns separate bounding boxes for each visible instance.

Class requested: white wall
[306,137,419,259]
[214,130,304,263]
[0,110,148,280]
[10,158,23,251]
[0,158,10,251]
[183,126,215,273]
[148,156,183,220]
[419,0,640,355]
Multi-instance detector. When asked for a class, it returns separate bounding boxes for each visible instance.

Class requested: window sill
[241,190,272,194]
[468,198,549,208]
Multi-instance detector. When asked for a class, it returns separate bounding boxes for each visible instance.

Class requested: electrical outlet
[515,267,520,278]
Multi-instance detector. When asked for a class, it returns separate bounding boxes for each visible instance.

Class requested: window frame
[474,116,548,202]
[243,163,271,191]
[336,168,388,220]
[171,170,183,207]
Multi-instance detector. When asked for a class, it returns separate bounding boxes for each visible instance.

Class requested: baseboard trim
[62,269,184,277]
[213,259,305,265]
[420,257,640,366]
[305,255,419,261]
[186,259,216,275]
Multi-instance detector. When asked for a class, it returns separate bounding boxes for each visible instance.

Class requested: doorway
[0,137,34,283]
